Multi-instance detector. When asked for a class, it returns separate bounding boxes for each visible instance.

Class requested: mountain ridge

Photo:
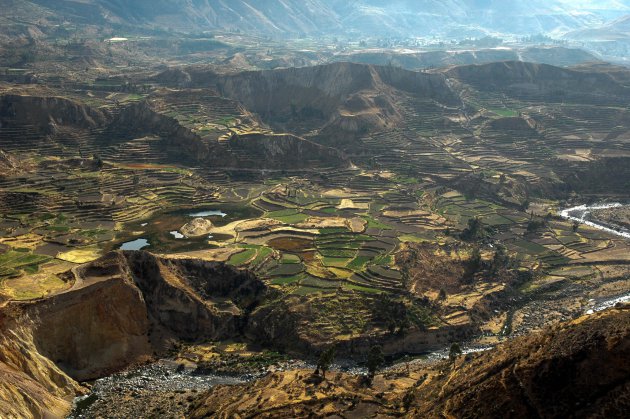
[6,0,630,38]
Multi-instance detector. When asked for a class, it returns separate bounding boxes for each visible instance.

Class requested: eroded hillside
[0,250,269,418]
[0,18,629,416]
[188,305,630,418]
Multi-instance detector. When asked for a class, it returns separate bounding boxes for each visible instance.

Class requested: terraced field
[1,62,629,351]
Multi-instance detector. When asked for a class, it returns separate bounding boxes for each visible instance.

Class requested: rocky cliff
[181,62,458,147]
[123,251,267,350]
[410,305,630,418]
[106,100,212,162]
[0,149,21,174]
[0,94,107,130]
[0,250,269,418]
[0,91,349,170]
[446,61,630,105]
[0,304,85,418]
[226,132,347,169]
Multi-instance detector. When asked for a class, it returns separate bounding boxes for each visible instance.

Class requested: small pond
[189,209,227,218]
[113,204,262,253]
[119,238,150,251]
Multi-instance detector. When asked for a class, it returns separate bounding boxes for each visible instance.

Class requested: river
[559,203,630,240]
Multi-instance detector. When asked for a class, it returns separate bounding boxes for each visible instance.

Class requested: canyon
[0,2,629,417]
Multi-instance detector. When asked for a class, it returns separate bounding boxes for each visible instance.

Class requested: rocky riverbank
[560,203,630,239]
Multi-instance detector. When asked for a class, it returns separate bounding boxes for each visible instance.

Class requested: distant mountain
[8,0,630,38]
[568,14,630,40]
[19,0,340,35]
[332,46,600,70]
[332,0,610,37]
[564,13,630,61]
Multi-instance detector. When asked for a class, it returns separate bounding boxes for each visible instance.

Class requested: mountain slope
[446,60,630,105]
[0,250,268,418]
[567,14,630,40]
[409,305,630,418]
[173,62,459,145]
[188,305,630,418]
[7,0,630,37]
[21,0,340,35]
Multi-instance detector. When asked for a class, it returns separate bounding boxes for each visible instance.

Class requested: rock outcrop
[180,217,214,237]
[225,132,347,169]
[446,61,630,105]
[0,94,107,130]
[123,251,266,349]
[174,62,459,148]
[0,308,85,418]
[410,305,630,418]
[0,250,268,418]
[0,91,347,171]
[0,149,20,174]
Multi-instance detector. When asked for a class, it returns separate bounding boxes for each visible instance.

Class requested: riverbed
[560,203,630,239]
[585,292,630,314]
[68,361,250,418]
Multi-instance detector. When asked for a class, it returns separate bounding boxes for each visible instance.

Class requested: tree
[468,246,482,275]
[491,245,509,274]
[526,219,546,234]
[449,343,462,361]
[367,345,385,382]
[92,153,103,169]
[315,346,336,379]
[403,390,415,411]
[438,288,447,301]
[520,199,530,212]
[397,316,411,336]
[376,297,408,335]
[572,221,580,232]
[461,217,485,241]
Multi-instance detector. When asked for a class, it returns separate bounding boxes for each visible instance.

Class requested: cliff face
[0,94,107,130]
[226,133,347,169]
[181,62,459,147]
[0,250,269,418]
[0,149,21,175]
[29,280,153,381]
[123,251,267,349]
[108,100,211,156]
[0,252,152,419]
[446,61,630,105]
[0,91,346,170]
[0,307,85,419]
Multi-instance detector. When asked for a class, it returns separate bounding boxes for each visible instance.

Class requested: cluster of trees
[526,218,546,233]
[458,217,516,275]
[467,243,514,277]
[460,217,488,241]
[376,296,411,335]
[315,344,385,386]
